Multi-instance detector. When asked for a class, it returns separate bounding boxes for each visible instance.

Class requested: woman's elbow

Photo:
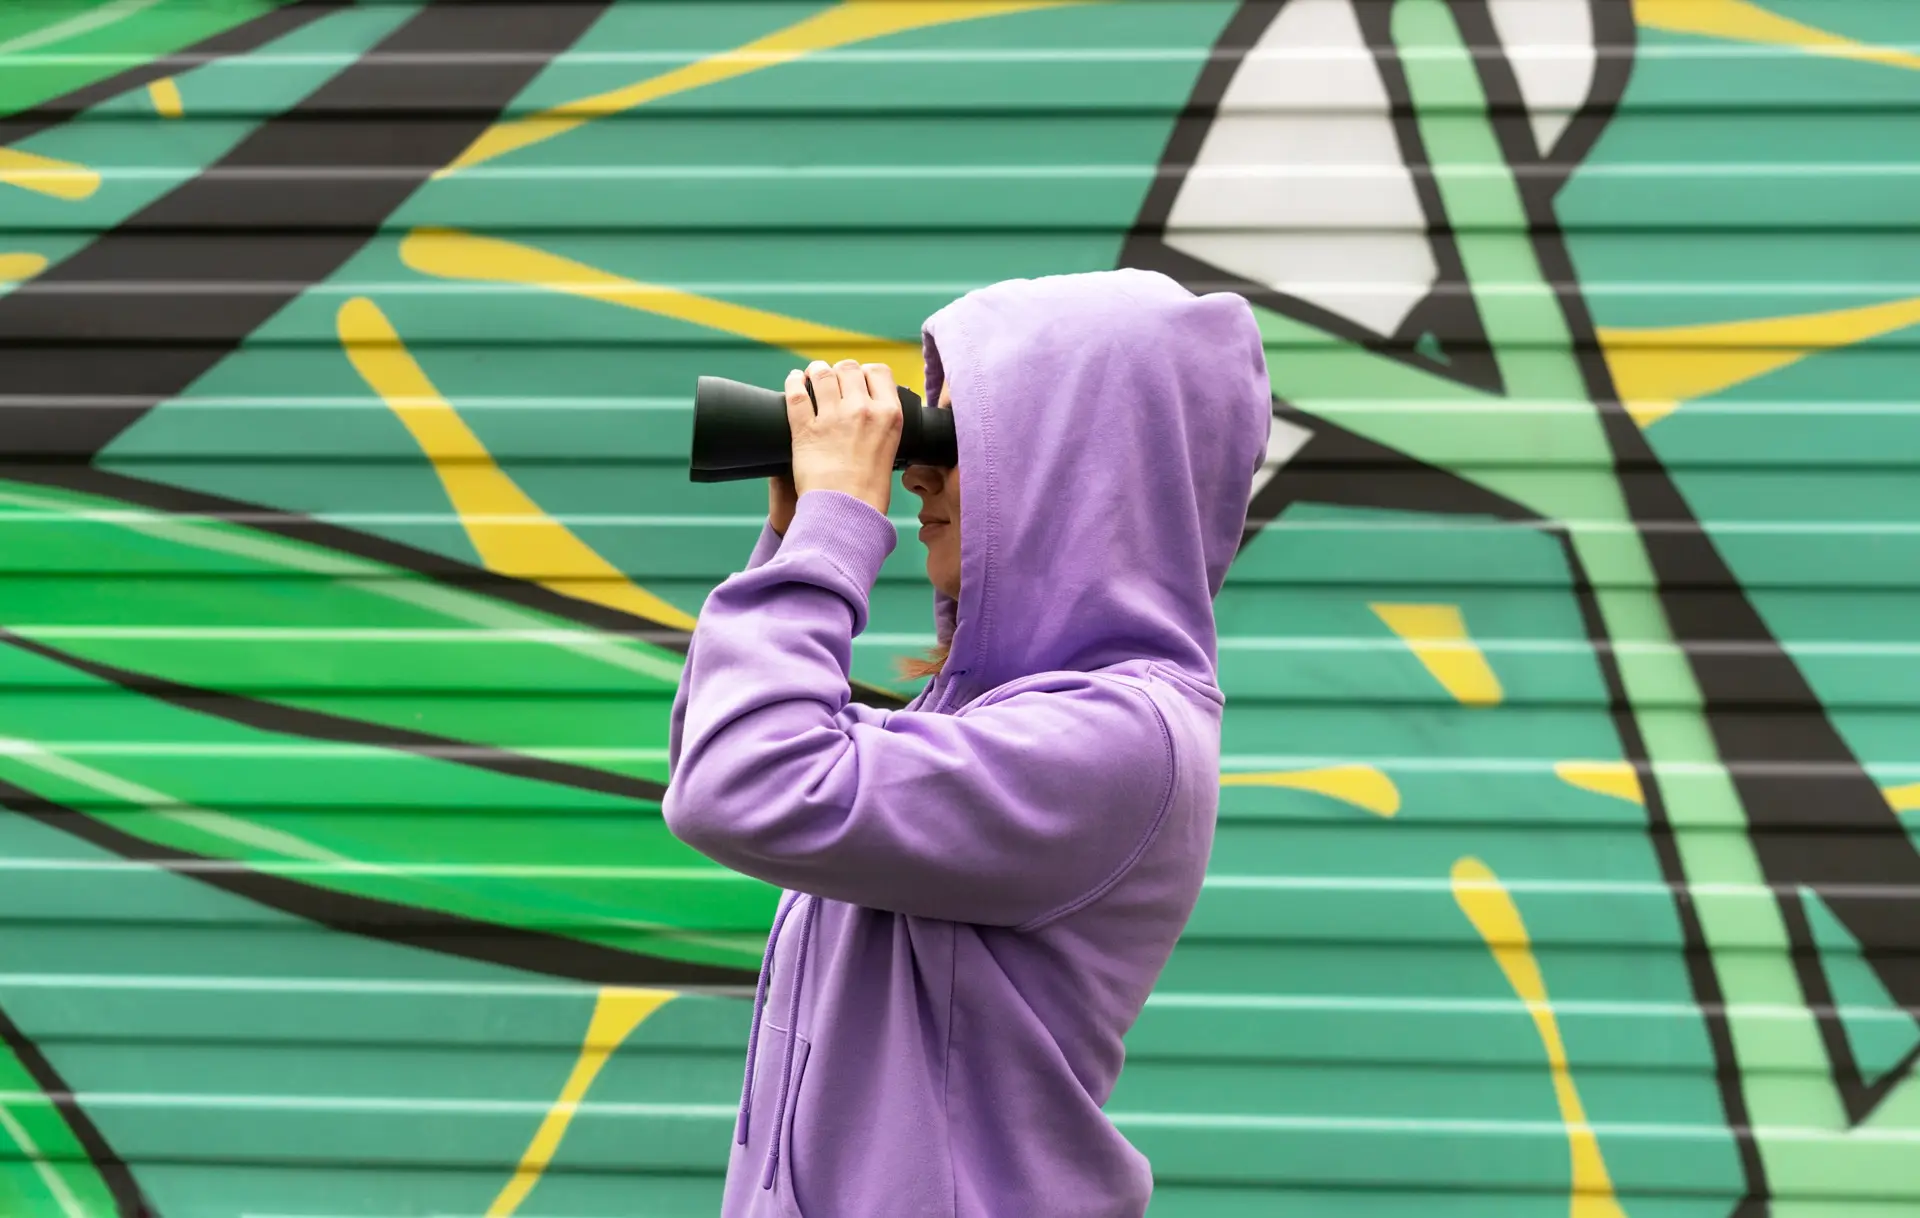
[661,765,728,853]
[661,760,776,862]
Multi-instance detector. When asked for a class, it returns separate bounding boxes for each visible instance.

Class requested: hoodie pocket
[750,1022,812,1217]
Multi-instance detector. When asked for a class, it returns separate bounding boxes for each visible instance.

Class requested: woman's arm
[662,489,1176,928]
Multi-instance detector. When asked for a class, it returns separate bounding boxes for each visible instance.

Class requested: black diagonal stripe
[1508,0,1916,1148]
[2,782,757,990]
[0,0,336,147]
[0,1001,156,1216]
[0,626,666,803]
[0,0,613,460]
[0,464,914,712]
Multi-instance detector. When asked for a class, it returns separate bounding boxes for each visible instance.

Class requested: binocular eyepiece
[689,376,959,483]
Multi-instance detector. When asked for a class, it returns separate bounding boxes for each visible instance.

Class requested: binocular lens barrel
[689,376,958,483]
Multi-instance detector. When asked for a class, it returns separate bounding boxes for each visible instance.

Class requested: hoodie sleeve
[663,490,1176,928]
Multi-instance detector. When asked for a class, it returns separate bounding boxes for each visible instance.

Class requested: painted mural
[1,0,1917,1214]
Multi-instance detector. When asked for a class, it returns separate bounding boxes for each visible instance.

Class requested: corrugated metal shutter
[2,0,1917,1214]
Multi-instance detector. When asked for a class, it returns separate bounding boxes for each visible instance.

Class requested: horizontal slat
[3,654,1920,712]
[15,971,1901,1076]
[0,752,1911,823]
[5,869,1916,952]
[4,517,1917,587]
[4,170,1917,233]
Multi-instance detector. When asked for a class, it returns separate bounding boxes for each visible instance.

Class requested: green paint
[3,0,1919,1211]
[0,0,294,118]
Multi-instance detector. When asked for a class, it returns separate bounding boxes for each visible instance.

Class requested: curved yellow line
[438,1,1085,177]
[1600,295,1920,427]
[398,227,926,384]
[1886,782,1919,814]
[0,148,100,201]
[1220,765,1401,817]
[1634,0,1920,72]
[487,987,677,1216]
[336,296,698,631]
[1452,857,1627,1218]
[1369,603,1504,707]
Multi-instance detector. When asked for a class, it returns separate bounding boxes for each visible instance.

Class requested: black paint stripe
[0,0,614,459]
[0,999,157,1216]
[0,0,337,147]
[0,626,667,804]
[1528,73,1920,1132]
[1121,0,1502,394]
[2,783,757,990]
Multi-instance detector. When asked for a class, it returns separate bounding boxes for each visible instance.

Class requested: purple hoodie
[663,268,1272,1217]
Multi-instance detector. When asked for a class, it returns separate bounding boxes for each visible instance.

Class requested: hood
[920,267,1272,694]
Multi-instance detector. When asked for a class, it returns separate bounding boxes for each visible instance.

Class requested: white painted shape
[1169,229,1437,334]
[1485,0,1597,153]
[0,0,167,56]
[1248,414,1315,504]
[1165,0,1436,334]
[1212,0,1386,111]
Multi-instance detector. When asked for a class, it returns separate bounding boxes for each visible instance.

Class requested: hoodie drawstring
[762,894,818,1190]
[735,891,800,1146]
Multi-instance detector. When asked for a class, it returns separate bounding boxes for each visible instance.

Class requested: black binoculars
[688,376,958,483]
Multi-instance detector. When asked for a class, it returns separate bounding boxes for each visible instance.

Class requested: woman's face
[902,382,961,601]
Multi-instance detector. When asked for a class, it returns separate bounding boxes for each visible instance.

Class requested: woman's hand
[786,359,902,518]
[768,474,798,537]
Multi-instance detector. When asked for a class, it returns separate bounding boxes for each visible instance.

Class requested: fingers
[796,357,900,427]
[808,359,847,414]
[861,362,900,418]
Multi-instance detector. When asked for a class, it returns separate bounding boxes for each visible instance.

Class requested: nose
[902,463,943,498]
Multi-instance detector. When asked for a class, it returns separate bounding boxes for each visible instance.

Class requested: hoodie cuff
[777,490,899,599]
[745,520,784,570]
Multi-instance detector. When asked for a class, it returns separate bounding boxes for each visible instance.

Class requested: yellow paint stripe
[1886,783,1920,814]
[336,296,698,631]
[1599,295,1920,427]
[1221,765,1401,817]
[0,148,100,201]
[1452,857,1627,1218]
[1368,603,1503,706]
[1633,0,1920,72]
[487,987,676,1216]
[147,76,183,118]
[439,1,1083,177]
[1555,760,1645,806]
[0,253,49,283]
[398,228,925,384]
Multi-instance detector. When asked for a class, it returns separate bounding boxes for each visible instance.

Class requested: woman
[664,268,1272,1217]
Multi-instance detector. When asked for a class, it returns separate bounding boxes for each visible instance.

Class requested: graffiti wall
[1,0,1917,1213]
